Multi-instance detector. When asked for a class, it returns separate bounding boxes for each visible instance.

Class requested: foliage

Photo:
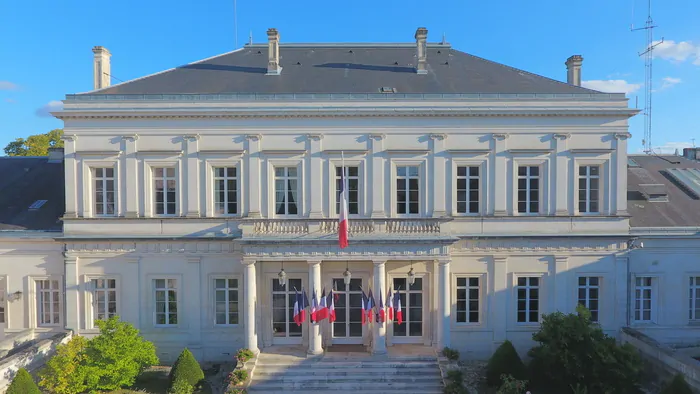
[442,346,460,361]
[496,374,529,394]
[169,378,195,394]
[38,336,90,394]
[660,373,693,394]
[228,369,249,386]
[83,316,159,391]
[7,368,41,394]
[4,128,63,156]
[235,348,255,363]
[225,389,248,394]
[443,369,467,394]
[527,305,642,394]
[486,340,527,387]
[170,348,205,388]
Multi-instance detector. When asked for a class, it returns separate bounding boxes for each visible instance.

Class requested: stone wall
[0,331,71,393]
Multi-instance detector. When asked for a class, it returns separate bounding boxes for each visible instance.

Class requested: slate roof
[85,43,603,95]
[0,156,64,231]
[627,155,700,228]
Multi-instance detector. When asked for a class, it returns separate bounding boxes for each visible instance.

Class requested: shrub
[236,348,255,363]
[442,347,460,361]
[496,374,529,394]
[443,369,467,394]
[226,389,248,394]
[38,336,90,394]
[228,369,249,386]
[527,305,642,394]
[7,368,41,394]
[170,348,205,388]
[169,378,195,394]
[485,340,526,387]
[661,373,692,394]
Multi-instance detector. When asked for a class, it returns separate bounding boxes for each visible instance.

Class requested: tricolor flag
[338,156,349,249]
[302,289,310,323]
[328,289,336,323]
[315,288,329,321]
[310,289,318,323]
[366,289,376,324]
[293,289,305,326]
[387,287,394,322]
[361,290,368,325]
[394,291,403,325]
[377,289,385,323]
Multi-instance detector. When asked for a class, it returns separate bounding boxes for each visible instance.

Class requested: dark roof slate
[0,157,64,231]
[85,44,602,95]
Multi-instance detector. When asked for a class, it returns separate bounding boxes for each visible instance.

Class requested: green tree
[83,316,159,391]
[527,305,642,393]
[661,374,692,394]
[485,340,527,387]
[170,348,204,388]
[3,128,63,156]
[7,368,41,394]
[38,336,90,394]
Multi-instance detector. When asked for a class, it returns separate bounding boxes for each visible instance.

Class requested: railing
[253,220,309,235]
[245,218,445,237]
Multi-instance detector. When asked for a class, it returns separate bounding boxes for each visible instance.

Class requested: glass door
[392,277,424,343]
[271,278,303,344]
[331,278,364,344]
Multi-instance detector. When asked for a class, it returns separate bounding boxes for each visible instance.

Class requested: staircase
[248,349,444,393]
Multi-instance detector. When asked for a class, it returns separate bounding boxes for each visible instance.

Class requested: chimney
[565,55,583,86]
[266,28,282,75]
[415,27,428,74]
[92,46,111,90]
[47,147,64,163]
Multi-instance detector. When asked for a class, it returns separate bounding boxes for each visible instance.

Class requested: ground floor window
[154,279,178,326]
[516,277,539,323]
[691,277,700,322]
[214,278,239,325]
[92,278,117,323]
[393,277,423,337]
[37,279,61,326]
[456,277,480,324]
[634,276,655,323]
[272,278,302,338]
[331,278,363,339]
[577,277,600,322]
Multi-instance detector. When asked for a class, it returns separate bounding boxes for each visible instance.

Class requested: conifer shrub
[170,348,205,389]
[6,368,41,394]
[485,340,527,387]
[661,373,692,394]
[169,378,194,394]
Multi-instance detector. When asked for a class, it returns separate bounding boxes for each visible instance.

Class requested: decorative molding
[64,242,236,254]
[437,257,451,265]
[553,133,571,140]
[569,149,614,154]
[307,259,322,265]
[183,134,200,141]
[446,149,490,155]
[554,255,569,262]
[60,134,78,142]
[614,132,632,140]
[454,239,623,253]
[187,256,201,264]
[508,149,553,155]
[241,243,451,259]
[245,134,263,141]
[428,133,447,141]
[260,149,307,156]
[306,134,324,141]
[369,133,385,141]
[492,133,509,141]
[121,134,139,141]
[75,150,123,157]
[241,258,256,266]
[199,149,246,156]
[136,150,183,157]
[322,149,368,156]
[385,149,430,156]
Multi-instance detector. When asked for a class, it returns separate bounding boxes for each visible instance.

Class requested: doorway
[391,276,424,344]
[271,278,303,345]
[331,277,365,344]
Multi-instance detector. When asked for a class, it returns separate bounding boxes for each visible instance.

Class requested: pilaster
[370,134,386,218]
[64,253,80,332]
[615,255,629,328]
[186,256,202,346]
[372,260,387,354]
[430,134,447,217]
[307,135,324,219]
[122,134,139,218]
[554,133,570,215]
[61,134,78,218]
[437,258,451,349]
[492,134,508,215]
[491,256,508,344]
[184,135,201,218]
[242,258,259,354]
[614,133,630,215]
[308,259,323,355]
[246,135,262,218]
[553,256,569,313]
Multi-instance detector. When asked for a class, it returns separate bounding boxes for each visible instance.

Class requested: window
[92,279,117,322]
[94,167,116,216]
[37,279,61,326]
[516,277,540,323]
[335,166,359,215]
[396,166,419,215]
[690,277,700,321]
[456,277,480,323]
[0,290,5,324]
[274,167,298,216]
[153,167,177,216]
[456,166,480,214]
[214,278,239,325]
[154,279,178,326]
[634,277,654,323]
[517,166,540,214]
[577,277,600,322]
[214,167,238,215]
[272,278,303,338]
[578,165,600,213]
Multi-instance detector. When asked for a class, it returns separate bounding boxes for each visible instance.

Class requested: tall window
[335,166,359,215]
[37,279,61,326]
[274,167,298,216]
[0,290,5,324]
[154,279,178,326]
[272,278,303,338]
[517,166,540,214]
[214,167,238,215]
[94,167,115,216]
[456,277,480,323]
[577,277,600,322]
[396,166,419,215]
[92,279,117,322]
[634,277,654,323]
[516,277,540,323]
[214,278,239,325]
[690,277,700,321]
[153,167,176,216]
[578,165,600,213]
[456,166,480,214]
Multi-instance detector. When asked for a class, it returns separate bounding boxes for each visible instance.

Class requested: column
[492,134,508,215]
[372,260,387,354]
[184,135,200,217]
[242,259,259,354]
[554,134,570,215]
[614,255,629,329]
[614,133,630,215]
[370,134,386,218]
[122,135,139,218]
[246,135,262,218]
[430,134,447,217]
[62,135,78,218]
[307,135,324,218]
[308,260,323,355]
[437,258,451,349]
[553,256,569,313]
[64,253,80,332]
[491,256,508,344]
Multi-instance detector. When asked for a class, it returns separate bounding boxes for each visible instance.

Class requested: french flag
[387,287,394,322]
[328,289,336,323]
[338,162,349,249]
[377,289,385,323]
[361,290,368,325]
[394,291,403,325]
[293,289,304,326]
[366,289,376,324]
[310,289,318,323]
[315,288,329,321]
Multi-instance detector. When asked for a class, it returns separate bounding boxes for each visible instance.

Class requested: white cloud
[35,100,63,117]
[581,79,642,94]
[0,81,19,91]
[658,76,682,91]
[652,40,700,65]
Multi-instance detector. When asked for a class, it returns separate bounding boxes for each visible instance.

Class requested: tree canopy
[3,129,64,156]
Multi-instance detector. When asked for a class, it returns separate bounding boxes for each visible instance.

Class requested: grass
[105,367,212,394]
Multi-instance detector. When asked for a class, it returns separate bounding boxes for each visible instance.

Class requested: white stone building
[1,27,698,363]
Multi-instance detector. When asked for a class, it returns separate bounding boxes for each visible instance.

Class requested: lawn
[106,367,212,394]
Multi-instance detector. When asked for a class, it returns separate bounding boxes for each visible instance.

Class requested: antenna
[631,0,664,154]
[692,138,696,148]
[249,31,253,45]
[234,0,238,48]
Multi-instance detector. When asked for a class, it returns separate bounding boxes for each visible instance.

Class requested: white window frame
[273,165,301,217]
[455,165,482,215]
[577,165,601,214]
[92,167,117,217]
[573,157,609,215]
[391,159,427,217]
[86,276,120,328]
[213,167,240,216]
[212,276,241,326]
[153,277,180,327]
[203,156,244,217]
[633,275,658,324]
[577,276,601,322]
[516,165,542,215]
[142,156,182,218]
[452,274,486,327]
[450,156,488,216]
[332,163,363,217]
[511,157,548,216]
[690,275,700,323]
[35,278,62,327]
[513,274,545,325]
[79,155,120,217]
[152,166,178,217]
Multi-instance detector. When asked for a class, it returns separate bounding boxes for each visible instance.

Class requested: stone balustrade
[242,218,447,237]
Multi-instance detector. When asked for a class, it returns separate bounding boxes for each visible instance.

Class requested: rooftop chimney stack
[92,46,111,90]
[266,28,282,75]
[565,55,583,86]
[415,27,428,74]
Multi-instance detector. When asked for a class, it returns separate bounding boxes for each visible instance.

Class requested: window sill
[451,323,488,331]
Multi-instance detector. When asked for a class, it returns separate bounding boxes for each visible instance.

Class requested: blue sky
[0,0,698,153]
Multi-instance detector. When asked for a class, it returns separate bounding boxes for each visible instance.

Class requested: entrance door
[271,278,303,344]
[391,277,424,343]
[331,277,364,344]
